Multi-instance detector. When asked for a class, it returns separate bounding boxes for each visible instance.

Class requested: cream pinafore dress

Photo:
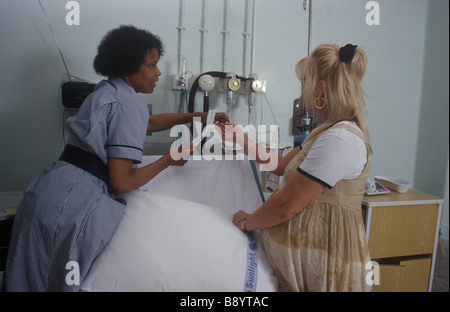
[261,123,372,292]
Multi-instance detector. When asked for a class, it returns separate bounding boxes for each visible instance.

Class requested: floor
[431,238,449,292]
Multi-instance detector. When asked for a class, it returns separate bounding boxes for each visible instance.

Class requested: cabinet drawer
[373,258,431,292]
[367,204,438,258]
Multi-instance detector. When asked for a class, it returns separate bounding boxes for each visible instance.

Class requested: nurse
[5,25,229,291]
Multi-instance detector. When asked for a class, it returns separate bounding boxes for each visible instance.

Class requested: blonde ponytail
[295,44,372,154]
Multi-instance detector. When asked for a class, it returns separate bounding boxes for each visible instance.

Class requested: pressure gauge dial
[228,78,241,91]
[198,74,215,92]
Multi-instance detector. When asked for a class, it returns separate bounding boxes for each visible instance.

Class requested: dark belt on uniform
[59,144,109,185]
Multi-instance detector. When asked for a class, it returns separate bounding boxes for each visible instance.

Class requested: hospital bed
[81,155,278,292]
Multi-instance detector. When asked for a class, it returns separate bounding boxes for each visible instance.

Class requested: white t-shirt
[298,121,367,189]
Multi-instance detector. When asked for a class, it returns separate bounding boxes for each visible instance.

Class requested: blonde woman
[220,43,373,291]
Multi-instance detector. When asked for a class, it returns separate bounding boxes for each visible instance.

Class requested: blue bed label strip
[244,231,258,292]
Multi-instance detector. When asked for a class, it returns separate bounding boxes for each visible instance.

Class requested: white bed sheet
[139,155,264,214]
[81,156,278,292]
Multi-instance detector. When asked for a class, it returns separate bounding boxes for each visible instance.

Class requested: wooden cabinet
[362,189,443,292]
[0,191,22,289]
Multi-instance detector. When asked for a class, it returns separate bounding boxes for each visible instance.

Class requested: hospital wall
[0,0,448,239]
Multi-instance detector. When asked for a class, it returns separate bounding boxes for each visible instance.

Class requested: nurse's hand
[197,112,229,124]
[166,142,195,166]
[214,112,230,124]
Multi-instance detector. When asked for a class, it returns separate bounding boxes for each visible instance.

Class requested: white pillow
[81,189,278,292]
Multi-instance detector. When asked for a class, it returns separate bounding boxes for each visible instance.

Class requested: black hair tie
[339,44,358,64]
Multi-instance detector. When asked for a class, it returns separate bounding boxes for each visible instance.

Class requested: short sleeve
[107,102,149,164]
[298,127,367,188]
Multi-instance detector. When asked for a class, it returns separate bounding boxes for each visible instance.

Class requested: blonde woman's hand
[232,210,250,231]
[216,123,245,143]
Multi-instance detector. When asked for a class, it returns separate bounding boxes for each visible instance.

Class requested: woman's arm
[108,144,194,194]
[233,170,325,231]
[245,139,299,176]
[148,112,229,133]
[217,123,300,176]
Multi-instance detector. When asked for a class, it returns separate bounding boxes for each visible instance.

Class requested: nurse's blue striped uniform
[5,77,149,291]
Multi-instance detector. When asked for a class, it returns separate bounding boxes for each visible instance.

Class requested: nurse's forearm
[147,113,206,132]
[108,155,171,195]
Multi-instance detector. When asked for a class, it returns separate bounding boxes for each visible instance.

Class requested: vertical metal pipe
[199,0,208,73]
[250,0,257,74]
[307,0,312,56]
[177,0,186,74]
[242,0,250,76]
[221,0,230,71]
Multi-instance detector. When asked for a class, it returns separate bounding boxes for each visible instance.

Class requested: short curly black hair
[93,25,164,77]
